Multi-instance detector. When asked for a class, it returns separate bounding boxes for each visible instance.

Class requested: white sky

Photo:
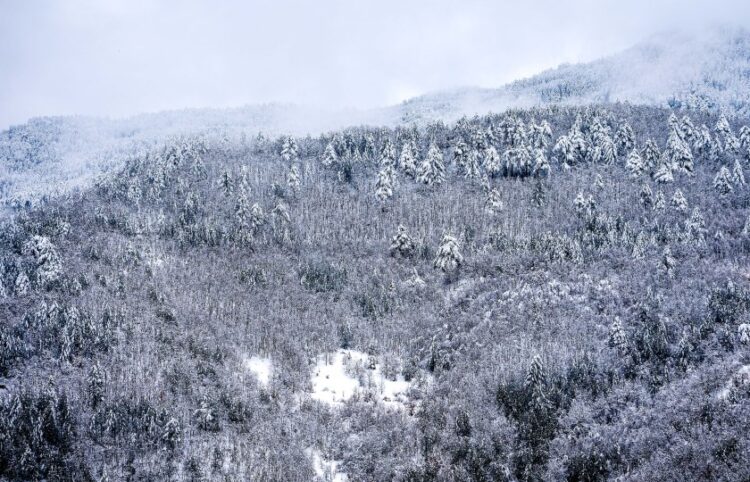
[1,0,749,128]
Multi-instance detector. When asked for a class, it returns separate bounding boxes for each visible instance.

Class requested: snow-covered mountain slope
[397,26,750,123]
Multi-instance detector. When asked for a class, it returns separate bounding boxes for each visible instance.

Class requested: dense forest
[2,103,750,481]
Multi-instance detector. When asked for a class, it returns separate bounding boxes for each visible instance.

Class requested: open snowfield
[308,349,426,411]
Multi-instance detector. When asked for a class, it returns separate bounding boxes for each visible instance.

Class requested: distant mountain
[397,26,750,123]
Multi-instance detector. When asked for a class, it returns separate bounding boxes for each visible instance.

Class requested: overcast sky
[1,0,749,128]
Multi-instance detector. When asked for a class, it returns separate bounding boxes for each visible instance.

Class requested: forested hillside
[2,104,750,481]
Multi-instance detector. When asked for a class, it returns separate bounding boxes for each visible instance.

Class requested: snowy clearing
[308,349,423,410]
[305,448,348,482]
[243,356,273,387]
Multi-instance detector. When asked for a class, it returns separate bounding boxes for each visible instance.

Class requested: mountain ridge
[396,25,750,122]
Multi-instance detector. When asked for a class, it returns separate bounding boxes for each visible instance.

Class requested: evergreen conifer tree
[485,188,504,213]
[417,143,445,186]
[670,189,688,212]
[484,145,502,178]
[532,149,550,178]
[287,165,301,193]
[653,161,674,184]
[626,150,646,178]
[433,234,463,273]
[398,141,417,178]
[642,139,661,171]
[375,167,394,203]
[615,123,635,158]
[322,142,337,167]
[390,225,416,258]
[714,166,734,196]
[608,317,628,354]
[280,136,299,162]
[732,159,745,186]
[525,355,548,411]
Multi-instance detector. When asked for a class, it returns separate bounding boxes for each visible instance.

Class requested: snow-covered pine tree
[24,235,63,287]
[464,147,481,180]
[363,133,376,160]
[713,166,734,196]
[322,142,337,167]
[740,125,750,160]
[483,145,502,178]
[569,123,588,164]
[625,150,646,178]
[380,138,397,169]
[238,165,252,194]
[685,208,707,245]
[532,149,550,178]
[287,164,301,193]
[502,147,532,177]
[632,231,649,259]
[594,173,604,191]
[642,139,661,171]
[715,114,731,138]
[652,160,674,184]
[553,135,575,169]
[417,143,445,186]
[525,355,548,411]
[654,190,666,211]
[529,120,552,150]
[271,201,292,243]
[666,122,694,175]
[615,122,635,158]
[662,246,676,277]
[640,184,654,209]
[670,189,688,212]
[235,191,254,244]
[485,188,504,213]
[452,139,469,174]
[532,179,546,207]
[375,166,394,203]
[219,170,233,196]
[574,192,596,218]
[398,141,417,178]
[280,136,299,162]
[87,362,105,409]
[742,215,750,237]
[739,323,750,345]
[608,317,628,354]
[680,115,696,143]
[732,159,746,186]
[508,118,528,148]
[249,203,266,231]
[15,271,30,295]
[540,119,553,145]
[693,125,713,157]
[433,234,463,273]
[724,134,741,157]
[390,224,416,258]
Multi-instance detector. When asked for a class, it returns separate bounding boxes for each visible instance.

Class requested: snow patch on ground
[308,349,422,410]
[717,364,750,400]
[305,448,348,482]
[243,356,273,387]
